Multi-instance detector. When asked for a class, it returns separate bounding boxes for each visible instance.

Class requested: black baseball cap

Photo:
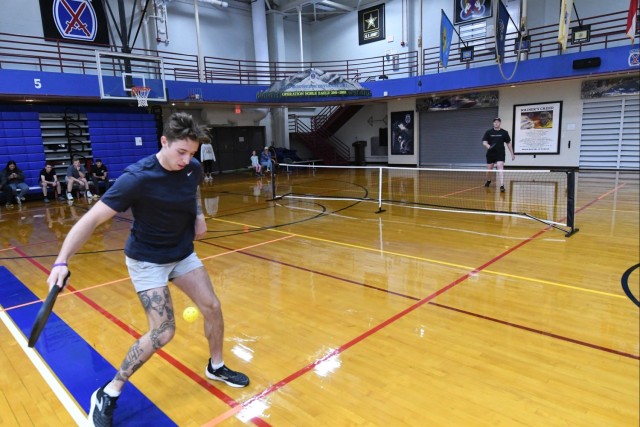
[493,117,501,121]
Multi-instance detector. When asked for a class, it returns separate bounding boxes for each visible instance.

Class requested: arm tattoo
[196,185,203,215]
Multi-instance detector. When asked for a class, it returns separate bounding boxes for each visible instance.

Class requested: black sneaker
[500,186,505,193]
[205,359,249,388]
[88,383,119,427]
[484,180,491,187]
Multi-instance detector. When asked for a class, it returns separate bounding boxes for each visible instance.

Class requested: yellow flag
[558,0,574,50]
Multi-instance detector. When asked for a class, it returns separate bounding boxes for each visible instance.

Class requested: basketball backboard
[96,51,167,103]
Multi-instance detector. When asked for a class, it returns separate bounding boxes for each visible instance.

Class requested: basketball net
[131,86,151,107]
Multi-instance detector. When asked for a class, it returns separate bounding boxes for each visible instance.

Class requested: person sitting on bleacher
[259,146,272,173]
[66,158,93,200]
[40,163,65,203]
[250,150,262,176]
[90,159,110,197]
[1,160,30,207]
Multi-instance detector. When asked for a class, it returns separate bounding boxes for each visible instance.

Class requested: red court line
[200,181,629,426]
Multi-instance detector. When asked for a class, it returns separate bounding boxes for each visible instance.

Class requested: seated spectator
[90,159,110,196]
[250,150,262,176]
[66,158,93,200]
[1,160,30,206]
[40,163,65,202]
[259,147,273,173]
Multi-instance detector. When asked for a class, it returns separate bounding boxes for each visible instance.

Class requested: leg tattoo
[114,288,176,383]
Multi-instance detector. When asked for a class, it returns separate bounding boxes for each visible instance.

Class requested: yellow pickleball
[183,306,199,323]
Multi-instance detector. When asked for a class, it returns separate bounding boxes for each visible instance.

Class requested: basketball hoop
[131,86,151,107]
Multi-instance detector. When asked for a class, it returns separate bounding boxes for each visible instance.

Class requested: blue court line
[0,266,177,426]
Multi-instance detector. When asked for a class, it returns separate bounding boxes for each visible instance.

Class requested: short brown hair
[163,112,204,143]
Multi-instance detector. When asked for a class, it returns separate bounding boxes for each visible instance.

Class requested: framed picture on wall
[390,111,414,155]
[358,4,385,45]
[513,101,562,154]
[454,0,493,25]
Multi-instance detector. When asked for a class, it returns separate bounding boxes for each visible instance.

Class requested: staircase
[289,105,363,165]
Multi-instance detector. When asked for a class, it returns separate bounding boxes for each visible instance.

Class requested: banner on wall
[358,4,385,45]
[416,90,499,112]
[256,68,371,101]
[39,0,109,45]
[455,0,492,25]
[390,111,414,155]
[581,77,640,99]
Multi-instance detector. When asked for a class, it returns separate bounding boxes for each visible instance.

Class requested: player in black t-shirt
[482,118,515,192]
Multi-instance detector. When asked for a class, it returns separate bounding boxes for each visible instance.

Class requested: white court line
[0,309,86,426]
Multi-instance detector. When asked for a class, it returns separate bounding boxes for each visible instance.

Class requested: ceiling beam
[320,0,355,12]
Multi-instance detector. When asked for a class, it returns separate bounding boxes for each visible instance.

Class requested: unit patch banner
[39,0,109,45]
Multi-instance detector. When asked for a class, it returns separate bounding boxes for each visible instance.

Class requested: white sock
[210,360,224,370]
[103,383,121,397]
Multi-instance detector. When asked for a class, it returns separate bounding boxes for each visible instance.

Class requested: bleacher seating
[0,111,46,188]
[1,107,160,204]
[89,112,159,181]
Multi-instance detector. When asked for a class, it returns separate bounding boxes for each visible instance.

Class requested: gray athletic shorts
[125,252,203,293]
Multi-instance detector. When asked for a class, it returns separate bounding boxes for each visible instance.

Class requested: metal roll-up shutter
[420,108,498,167]
[620,96,640,170]
[580,96,640,170]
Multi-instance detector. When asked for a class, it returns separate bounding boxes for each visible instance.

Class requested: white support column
[194,0,205,82]
[298,6,304,69]
[251,0,270,65]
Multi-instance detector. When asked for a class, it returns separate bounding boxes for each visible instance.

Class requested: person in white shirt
[250,150,262,176]
[199,135,216,182]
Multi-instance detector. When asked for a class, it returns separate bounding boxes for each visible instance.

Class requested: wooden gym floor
[0,169,638,426]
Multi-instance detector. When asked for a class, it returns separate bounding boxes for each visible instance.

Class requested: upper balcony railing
[423,9,635,74]
[0,8,634,87]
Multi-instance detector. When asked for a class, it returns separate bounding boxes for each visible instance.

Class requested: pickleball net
[273,165,579,236]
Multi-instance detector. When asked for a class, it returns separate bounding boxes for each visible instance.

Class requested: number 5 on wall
[34,78,42,89]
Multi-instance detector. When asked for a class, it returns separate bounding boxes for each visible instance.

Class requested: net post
[376,167,385,213]
[271,169,277,201]
[564,169,579,237]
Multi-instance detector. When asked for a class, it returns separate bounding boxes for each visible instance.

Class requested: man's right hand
[47,264,70,291]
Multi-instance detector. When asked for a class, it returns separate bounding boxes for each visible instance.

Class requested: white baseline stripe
[0,309,86,426]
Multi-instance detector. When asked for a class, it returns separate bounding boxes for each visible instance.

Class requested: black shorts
[486,151,505,164]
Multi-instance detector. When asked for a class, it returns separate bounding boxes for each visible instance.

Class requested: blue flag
[495,0,510,64]
[440,10,455,68]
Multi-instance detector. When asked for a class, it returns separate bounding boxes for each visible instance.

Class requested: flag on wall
[558,0,574,50]
[495,0,510,64]
[440,10,455,68]
[627,0,639,43]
